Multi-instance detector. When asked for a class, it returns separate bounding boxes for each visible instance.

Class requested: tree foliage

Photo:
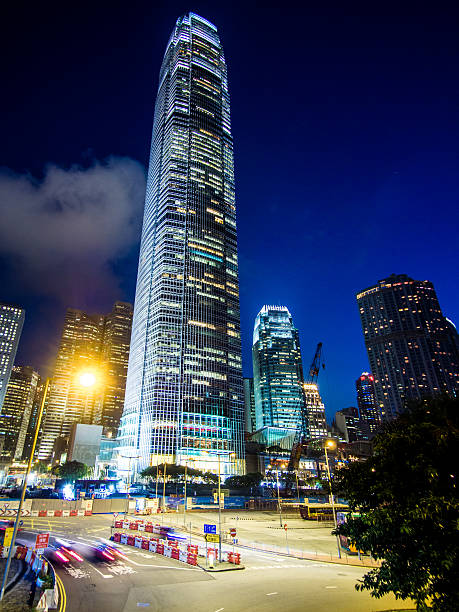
[53,460,91,482]
[225,472,263,489]
[334,395,459,611]
[140,463,219,485]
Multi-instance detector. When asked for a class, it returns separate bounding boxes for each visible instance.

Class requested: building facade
[38,303,132,460]
[117,13,244,476]
[335,406,362,443]
[303,382,328,439]
[68,423,103,468]
[0,303,25,412]
[252,306,305,433]
[0,366,39,461]
[100,302,133,437]
[23,376,45,461]
[357,274,459,419]
[356,372,381,435]
[243,377,256,433]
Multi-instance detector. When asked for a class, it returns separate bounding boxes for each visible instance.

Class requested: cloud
[0,157,146,307]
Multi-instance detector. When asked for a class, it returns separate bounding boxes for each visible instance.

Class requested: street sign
[205,534,219,543]
[36,549,45,555]
[204,524,217,534]
[229,528,236,537]
[213,492,218,504]
[284,523,288,530]
[3,527,14,547]
[35,532,49,550]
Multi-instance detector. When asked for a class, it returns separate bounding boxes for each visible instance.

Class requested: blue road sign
[204,524,217,534]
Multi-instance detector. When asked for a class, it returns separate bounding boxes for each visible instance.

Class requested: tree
[334,396,459,611]
[225,472,263,489]
[140,463,219,485]
[34,460,50,475]
[53,460,91,482]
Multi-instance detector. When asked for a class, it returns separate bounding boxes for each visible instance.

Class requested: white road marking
[214,608,225,612]
[88,563,114,579]
[266,592,278,596]
[124,557,200,571]
[108,563,137,576]
[325,586,337,589]
[64,566,91,579]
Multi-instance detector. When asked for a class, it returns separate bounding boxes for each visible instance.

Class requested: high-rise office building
[252,306,305,433]
[303,382,328,439]
[100,302,133,437]
[0,303,25,412]
[38,303,132,460]
[0,366,39,461]
[243,378,256,433]
[356,372,381,435]
[117,13,244,475]
[23,376,45,461]
[334,406,361,443]
[357,274,459,419]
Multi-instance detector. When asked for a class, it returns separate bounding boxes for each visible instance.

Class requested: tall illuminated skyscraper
[0,366,39,461]
[252,306,305,433]
[357,274,459,420]
[117,13,244,475]
[356,372,381,435]
[0,303,25,412]
[38,302,132,460]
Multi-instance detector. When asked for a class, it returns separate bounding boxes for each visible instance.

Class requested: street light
[0,377,51,600]
[203,450,235,563]
[120,451,141,516]
[275,465,283,528]
[324,439,341,558]
[0,369,101,601]
[79,371,97,387]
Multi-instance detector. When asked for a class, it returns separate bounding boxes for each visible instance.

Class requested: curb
[4,560,28,594]
[198,564,245,572]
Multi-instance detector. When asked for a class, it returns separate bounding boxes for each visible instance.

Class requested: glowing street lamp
[0,369,100,601]
[324,439,341,558]
[79,371,97,388]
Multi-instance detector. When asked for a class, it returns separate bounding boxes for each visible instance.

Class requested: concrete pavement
[17,514,414,611]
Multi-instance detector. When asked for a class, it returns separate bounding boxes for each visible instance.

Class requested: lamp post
[275,466,283,528]
[324,439,341,558]
[0,377,51,601]
[162,462,167,523]
[183,462,187,527]
[217,453,222,562]
[120,451,140,516]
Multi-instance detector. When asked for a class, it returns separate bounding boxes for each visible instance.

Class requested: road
[18,514,414,611]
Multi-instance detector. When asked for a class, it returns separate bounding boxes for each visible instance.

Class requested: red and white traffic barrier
[112,532,198,567]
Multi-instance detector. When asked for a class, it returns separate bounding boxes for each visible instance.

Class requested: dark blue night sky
[1,1,458,421]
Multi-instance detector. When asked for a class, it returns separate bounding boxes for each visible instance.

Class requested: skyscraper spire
[117,13,244,475]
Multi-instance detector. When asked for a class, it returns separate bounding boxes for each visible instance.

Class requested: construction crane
[288,342,324,471]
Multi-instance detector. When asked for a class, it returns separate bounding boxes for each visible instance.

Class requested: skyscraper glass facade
[117,13,244,475]
[252,306,305,433]
[0,365,39,461]
[356,372,381,434]
[38,303,133,460]
[0,303,25,412]
[357,274,459,419]
[303,382,328,439]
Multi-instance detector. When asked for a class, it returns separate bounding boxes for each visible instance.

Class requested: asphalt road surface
[18,514,414,612]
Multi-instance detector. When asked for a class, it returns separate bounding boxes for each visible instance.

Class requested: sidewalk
[0,559,32,612]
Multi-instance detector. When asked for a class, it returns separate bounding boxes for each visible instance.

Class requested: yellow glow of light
[326,440,336,449]
[79,372,96,388]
